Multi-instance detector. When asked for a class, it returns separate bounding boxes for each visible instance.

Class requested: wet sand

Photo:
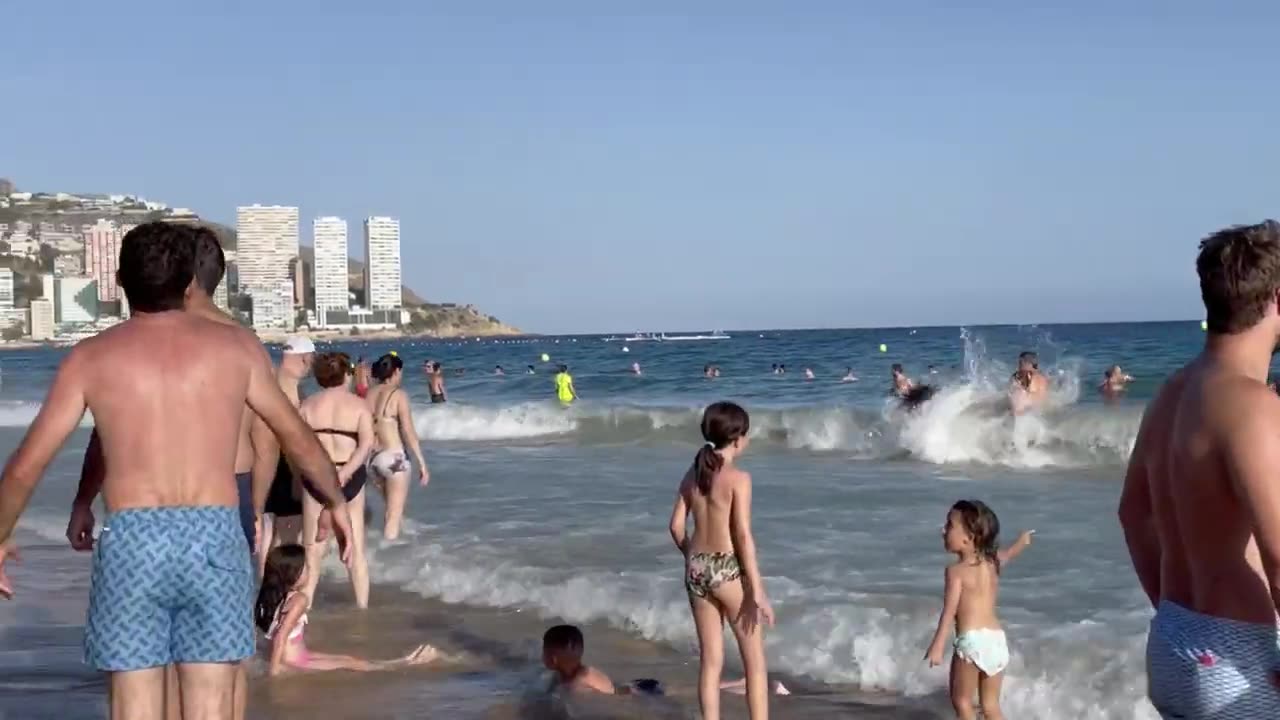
[0,543,946,719]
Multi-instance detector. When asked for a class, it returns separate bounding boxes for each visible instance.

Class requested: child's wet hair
[951,499,1002,572]
[255,544,307,633]
[693,401,750,494]
[543,625,584,658]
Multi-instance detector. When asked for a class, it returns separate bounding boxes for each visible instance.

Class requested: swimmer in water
[494,365,505,376]
[632,362,642,376]
[1009,352,1049,414]
[354,357,371,399]
[554,364,578,404]
[428,362,446,403]
[542,624,789,697]
[891,364,915,397]
[1099,365,1134,397]
[841,368,858,383]
[803,368,815,380]
[527,364,536,374]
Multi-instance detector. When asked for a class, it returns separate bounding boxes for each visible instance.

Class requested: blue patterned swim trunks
[1147,600,1280,719]
[83,506,254,672]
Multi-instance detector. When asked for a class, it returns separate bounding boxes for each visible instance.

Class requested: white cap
[282,336,315,355]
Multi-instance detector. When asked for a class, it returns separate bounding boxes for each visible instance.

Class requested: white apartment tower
[236,205,299,330]
[0,268,13,308]
[363,216,401,310]
[312,217,349,327]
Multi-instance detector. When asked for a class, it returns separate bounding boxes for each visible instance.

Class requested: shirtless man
[428,361,446,403]
[1120,220,1280,717]
[66,229,278,720]
[0,222,353,720]
[1008,352,1049,414]
[891,363,914,397]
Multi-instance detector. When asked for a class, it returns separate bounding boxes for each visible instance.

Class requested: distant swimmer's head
[557,364,569,374]
[371,353,403,384]
[191,227,225,299]
[1197,220,1280,337]
[314,352,354,389]
[255,544,307,633]
[891,363,905,377]
[117,221,198,314]
[945,500,1002,572]
[694,401,751,494]
[542,624,585,674]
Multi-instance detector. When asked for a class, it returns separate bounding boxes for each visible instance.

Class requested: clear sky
[4,1,1278,333]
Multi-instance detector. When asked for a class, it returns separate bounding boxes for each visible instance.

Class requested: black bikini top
[313,427,360,441]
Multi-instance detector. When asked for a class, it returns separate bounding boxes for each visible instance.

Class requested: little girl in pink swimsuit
[256,544,439,674]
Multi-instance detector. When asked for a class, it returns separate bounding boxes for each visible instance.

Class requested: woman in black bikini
[298,352,376,609]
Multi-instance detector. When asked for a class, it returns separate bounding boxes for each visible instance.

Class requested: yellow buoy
[541,353,550,362]
[879,343,887,353]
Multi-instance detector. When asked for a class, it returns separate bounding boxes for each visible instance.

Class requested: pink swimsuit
[266,592,311,668]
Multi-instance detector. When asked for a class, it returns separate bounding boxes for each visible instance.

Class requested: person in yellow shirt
[554,364,578,404]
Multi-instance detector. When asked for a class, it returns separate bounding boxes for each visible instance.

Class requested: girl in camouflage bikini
[668,401,775,720]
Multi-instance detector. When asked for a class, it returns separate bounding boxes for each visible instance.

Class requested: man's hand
[328,505,354,567]
[66,504,95,552]
[0,542,19,599]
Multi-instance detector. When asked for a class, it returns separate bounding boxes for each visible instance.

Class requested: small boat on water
[605,331,731,342]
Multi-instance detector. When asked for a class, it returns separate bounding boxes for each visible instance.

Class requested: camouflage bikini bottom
[685,552,743,598]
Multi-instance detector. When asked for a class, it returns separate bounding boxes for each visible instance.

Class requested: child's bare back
[949,559,1002,633]
[679,462,747,556]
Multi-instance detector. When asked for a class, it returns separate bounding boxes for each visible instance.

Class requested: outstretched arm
[0,349,89,543]
[998,530,1035,567]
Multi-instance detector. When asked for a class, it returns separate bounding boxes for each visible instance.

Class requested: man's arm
[241,341,343,508]
[249,416,279,516]
[1225,397,1280,617]
[1118,406,1160,607]
[74,428,105,508]
[0,350,89,542]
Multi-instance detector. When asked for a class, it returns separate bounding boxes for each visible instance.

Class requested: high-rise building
[0,268,13,308]
[312,217,349,327]
[363,217,401,311]
[83,220,135,302]
[57,276,98,324]
[29,299,55,340]
[40,273,54,301]
[236,205,299,330]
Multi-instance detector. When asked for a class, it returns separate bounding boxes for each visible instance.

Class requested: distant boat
[605,331,731,342]
[661,330,731,341]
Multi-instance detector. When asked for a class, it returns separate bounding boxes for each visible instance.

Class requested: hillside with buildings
[0,179,520,343]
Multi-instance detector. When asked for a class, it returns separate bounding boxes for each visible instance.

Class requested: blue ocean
[0,322,1213,718]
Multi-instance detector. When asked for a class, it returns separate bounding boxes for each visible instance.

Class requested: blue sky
[4,1,1278,333]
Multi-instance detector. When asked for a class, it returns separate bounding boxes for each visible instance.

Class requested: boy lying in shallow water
[541,625,790,697]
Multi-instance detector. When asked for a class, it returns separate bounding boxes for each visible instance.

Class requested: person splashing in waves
[891,363,915,397]
[669,401,774,720]
[554,364,578,405]
[257,545,440,674]
[925,500,1034,720]
[1008,351,1049,414]
[298,352,376,609]
[366,352,430,541]
[1120,220,1280,718]
[1099,364,1134,398]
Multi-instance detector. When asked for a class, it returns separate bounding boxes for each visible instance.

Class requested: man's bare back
[80,314,261,509]
[1123,357,1280,623]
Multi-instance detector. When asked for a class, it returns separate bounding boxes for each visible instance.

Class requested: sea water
[0,323,1212,718]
